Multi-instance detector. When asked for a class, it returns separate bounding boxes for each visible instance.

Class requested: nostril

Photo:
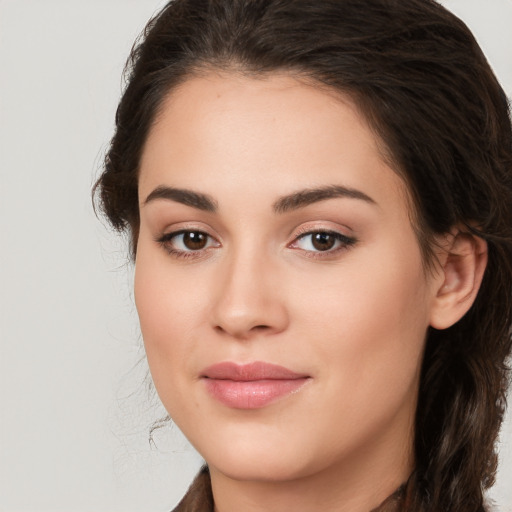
[213,323,272,338]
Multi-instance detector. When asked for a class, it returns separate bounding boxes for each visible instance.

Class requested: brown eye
[182,231,208,250]
[291,230,356,255]
[311,232,336,251]
[158,229,218,257]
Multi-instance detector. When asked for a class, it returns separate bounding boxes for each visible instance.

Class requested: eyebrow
[143,184,376,213]
[143,186,218,212]
[272,185,376,213]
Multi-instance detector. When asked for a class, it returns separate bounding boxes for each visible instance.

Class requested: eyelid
[289,221,355,243]
[156,221,221,241]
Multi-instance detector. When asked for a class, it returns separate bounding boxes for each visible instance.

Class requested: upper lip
[201,361,309,381]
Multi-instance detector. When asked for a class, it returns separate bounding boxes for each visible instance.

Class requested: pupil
[184,232,207,250]
[312,233,335,251]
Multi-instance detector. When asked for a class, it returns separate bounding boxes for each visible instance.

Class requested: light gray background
[0,1,511,511]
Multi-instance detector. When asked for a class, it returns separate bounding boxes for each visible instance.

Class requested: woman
[94,0,512,510]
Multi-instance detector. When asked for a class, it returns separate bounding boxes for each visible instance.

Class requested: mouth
[200,361,311,409]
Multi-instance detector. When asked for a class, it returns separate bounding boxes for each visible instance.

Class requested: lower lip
[203,378,310,409]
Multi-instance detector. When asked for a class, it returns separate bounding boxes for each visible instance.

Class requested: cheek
[294,244,430,407]
[133,247,204,394]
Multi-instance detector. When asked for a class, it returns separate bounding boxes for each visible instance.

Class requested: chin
[188,421,332,483]
[209,450,316,483]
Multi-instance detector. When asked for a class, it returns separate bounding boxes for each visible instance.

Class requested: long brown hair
[94,1,512,510]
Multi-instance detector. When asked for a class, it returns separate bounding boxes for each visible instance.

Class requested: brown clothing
[171,465,405,512]
[172,466,214,512]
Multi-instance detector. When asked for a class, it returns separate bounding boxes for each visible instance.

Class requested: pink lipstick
[201,361,310,409]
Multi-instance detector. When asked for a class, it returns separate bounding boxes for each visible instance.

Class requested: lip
[200,361,311,409]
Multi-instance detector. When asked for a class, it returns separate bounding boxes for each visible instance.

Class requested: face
[135,72,441,485]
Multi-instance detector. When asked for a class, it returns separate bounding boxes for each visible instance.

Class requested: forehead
[139,72,409,215]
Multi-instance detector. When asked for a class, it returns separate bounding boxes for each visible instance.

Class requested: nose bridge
[210,241,288,338]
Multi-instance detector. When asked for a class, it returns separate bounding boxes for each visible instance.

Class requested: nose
[210,250,289,340]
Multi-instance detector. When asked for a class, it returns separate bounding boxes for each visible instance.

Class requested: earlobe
[429,231,488,330]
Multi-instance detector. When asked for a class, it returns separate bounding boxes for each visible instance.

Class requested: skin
[134,72,485,512]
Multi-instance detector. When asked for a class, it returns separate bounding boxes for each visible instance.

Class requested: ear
[429,231,488,330]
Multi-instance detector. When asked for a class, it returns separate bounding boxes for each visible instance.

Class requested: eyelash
[156,228,357,260]
[156,230,219,260]
[291,228,357,259]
